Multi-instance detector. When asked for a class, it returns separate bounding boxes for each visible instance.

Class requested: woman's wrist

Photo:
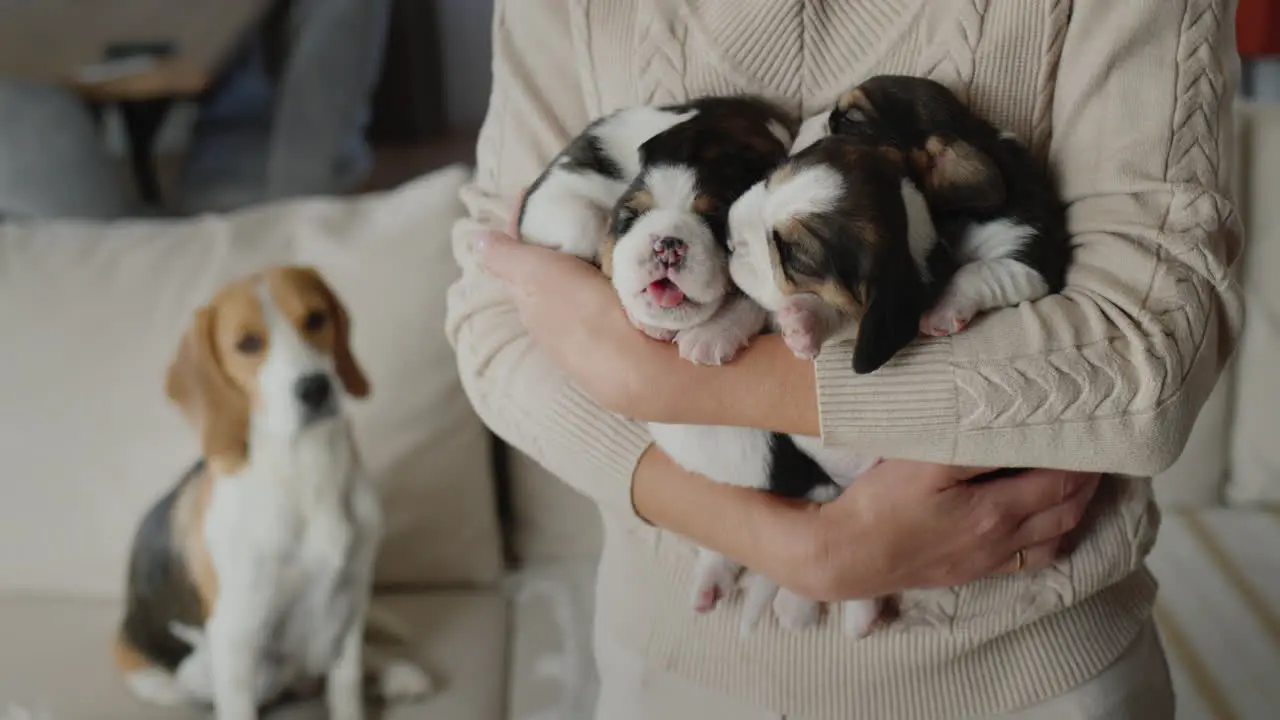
[647,333,821,436]
[631,443,819,581]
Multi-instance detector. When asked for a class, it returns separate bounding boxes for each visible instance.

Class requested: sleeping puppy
[114,267,430,719]
[728,134,946,373]
[828,74,1072,340]
[731,75,1071,371]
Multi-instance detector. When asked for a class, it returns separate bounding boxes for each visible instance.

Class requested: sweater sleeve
[814,0,1244,476]
[444,0,653,519]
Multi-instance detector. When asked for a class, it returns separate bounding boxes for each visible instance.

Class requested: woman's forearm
[632,443,819,578]
[657,333,821,437]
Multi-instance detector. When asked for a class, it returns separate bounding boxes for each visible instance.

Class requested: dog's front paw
[773,589,821,632]
[777,295,830,359]
[691,555,740,613]
[919,293,976,337]
[626,309,679,342]
[841,599,884,640]
[676,324,752,365]
[377,660,434,704]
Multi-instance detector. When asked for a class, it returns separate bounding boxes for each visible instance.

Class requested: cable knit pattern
[447,1,1244,717]
[917,0,988,101]
[636,0,689,105]
[1030,0,1071,156]
[1167,0,1228,190]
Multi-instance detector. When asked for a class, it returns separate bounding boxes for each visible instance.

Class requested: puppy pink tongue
[647,279,686,308]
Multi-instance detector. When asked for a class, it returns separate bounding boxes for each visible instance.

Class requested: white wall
[436,0,494,129]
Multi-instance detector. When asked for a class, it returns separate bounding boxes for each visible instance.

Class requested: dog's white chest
[203,441,382,679]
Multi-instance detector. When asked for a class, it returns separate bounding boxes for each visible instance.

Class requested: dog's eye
[303,310,327,333]
[613,209,637,236]
[236,333,263,355]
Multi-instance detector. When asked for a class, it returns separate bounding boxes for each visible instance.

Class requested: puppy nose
[653,236,686,265]
[295,374,332,410]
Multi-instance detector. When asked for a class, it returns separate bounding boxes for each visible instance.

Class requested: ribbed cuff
[545,382,654,522]
[814,338,960,460]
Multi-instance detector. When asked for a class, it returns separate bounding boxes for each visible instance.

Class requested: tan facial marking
[599,234,617,277]
[836,88,878,119]
[693,193,717,215]
[266,267,369,398]
[769,219,861,314]
[165,266,366,474]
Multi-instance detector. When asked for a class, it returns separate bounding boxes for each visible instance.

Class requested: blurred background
[0,0,495,219]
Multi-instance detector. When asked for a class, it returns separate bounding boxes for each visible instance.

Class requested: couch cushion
[1229,104,1280,507]
[0,591,507,720]
[506,449,603,564]
[0,164,503,594]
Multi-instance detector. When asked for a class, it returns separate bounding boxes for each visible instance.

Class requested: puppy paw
[691,556,740,613]
[627,310,678,342]
[841,599,884,640]
[919,303,973,337]
[773,589,821,632]
[777,295,830,359]
[676,324,752,365]
[377,660,434,703]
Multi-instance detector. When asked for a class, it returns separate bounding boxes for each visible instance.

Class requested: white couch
[0,102,1277,719]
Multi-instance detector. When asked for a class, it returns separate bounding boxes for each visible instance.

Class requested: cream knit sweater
[445,0,1244,717]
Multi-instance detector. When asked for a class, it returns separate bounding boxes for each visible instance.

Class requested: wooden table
[0,0,274,204]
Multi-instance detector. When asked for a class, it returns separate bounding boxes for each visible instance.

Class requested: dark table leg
[118,98,174,206]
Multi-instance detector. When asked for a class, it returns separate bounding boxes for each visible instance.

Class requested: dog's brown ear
[166,306,250,473]
[914,136,1005,213]
[297,267,369,399]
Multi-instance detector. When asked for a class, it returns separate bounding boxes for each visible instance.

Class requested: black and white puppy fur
[520,98,876,635]
[724,77,1074,634]
[773,74,1071,359]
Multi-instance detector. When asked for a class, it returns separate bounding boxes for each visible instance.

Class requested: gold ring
[1014,549,1026,572]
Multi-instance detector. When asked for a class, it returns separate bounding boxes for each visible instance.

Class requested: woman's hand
[478,228,685,417]
[781,462,1101,602]
[480,224,821,433]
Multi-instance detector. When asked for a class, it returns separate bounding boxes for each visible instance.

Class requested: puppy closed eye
[613,208,638,236]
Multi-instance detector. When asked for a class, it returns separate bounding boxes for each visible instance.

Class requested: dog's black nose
[653,236,686,265]
[295,374,332,410]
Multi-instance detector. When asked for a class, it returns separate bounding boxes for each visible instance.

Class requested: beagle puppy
[113,266,430,719]
[729,74,1071,373]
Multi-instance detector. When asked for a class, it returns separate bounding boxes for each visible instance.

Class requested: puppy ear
[166,306,250,472]
[835,88,878,126]
[298,267,370,399]
[914,136,1005,213]
[851,247,928,375]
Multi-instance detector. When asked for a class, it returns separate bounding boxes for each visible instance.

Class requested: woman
[446,1,1243,718]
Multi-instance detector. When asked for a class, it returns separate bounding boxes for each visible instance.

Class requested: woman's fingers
[1009,473,1099,549]
[994,538,1061,575]
[977,468,1098,522]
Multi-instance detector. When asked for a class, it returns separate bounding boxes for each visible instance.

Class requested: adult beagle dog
[113,266,430,719]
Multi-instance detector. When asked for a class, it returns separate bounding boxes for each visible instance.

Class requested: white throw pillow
[0,164,504,596]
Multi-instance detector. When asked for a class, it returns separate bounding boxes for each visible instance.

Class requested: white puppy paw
[691,553,740,613]
[626,309,679,342]
[675,324,751,365]
[773,589,821,632]
[377,660,434,703]
[841,599,884,640]
[777,294,831,359]
[919,299,974,337]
